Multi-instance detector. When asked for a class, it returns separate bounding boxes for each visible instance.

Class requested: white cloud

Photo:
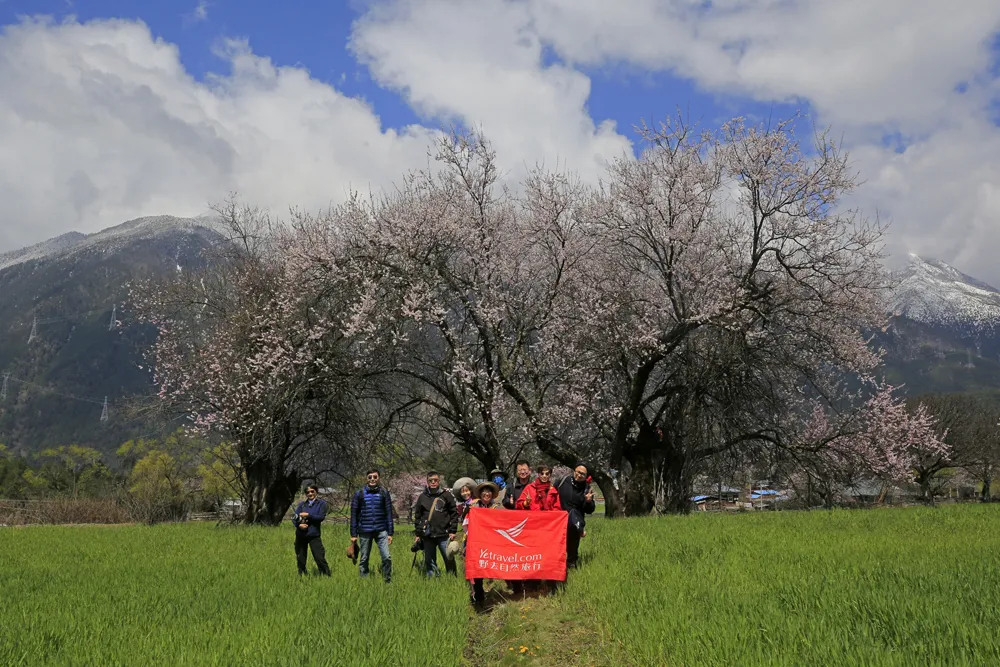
[349,0,632,184]
[2,3,1000,286]
[352,0,1000,283]
[0,16,437,252]
[850,116,1000,283]
[522,0,1000,132]
[190,1,209,23]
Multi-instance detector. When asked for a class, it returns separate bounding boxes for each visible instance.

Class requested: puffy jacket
[291,498,328,539]
[350,486,395,537]
[516,479,562,511]
[412,487,459,538]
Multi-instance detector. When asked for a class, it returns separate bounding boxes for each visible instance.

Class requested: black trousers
[567,526,582,567]
[422,536,457,575]
[295,534,331,576]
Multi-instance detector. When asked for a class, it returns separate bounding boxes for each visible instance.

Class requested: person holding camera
[292,485,331,576]
[411,470,459,577]
[350,468,395,583]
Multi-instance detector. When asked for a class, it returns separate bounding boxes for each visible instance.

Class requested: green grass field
[3,505,1000,666]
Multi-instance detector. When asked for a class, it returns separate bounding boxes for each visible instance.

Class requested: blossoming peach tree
[131,200,401,523]
[134,114,947,519]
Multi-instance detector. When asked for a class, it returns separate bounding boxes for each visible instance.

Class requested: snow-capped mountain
[890,254,1000,335]
[0,215,223,456]
[0,215,220,272]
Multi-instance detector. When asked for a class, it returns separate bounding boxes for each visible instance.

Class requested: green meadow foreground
[3,505,1000,666]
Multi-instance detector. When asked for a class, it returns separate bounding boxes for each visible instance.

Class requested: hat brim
[475,481,500,498]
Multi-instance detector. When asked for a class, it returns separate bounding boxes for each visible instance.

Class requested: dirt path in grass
[462,583,619,666]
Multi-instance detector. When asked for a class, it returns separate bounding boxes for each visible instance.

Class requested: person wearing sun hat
[467,480,501,606]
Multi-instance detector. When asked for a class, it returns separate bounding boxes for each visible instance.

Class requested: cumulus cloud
[0,16,438,252]
[352,0,1000,283]
[2,2,1000,285]
[349,0,633,183]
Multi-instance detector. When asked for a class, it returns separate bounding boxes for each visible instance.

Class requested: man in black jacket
[412,470,459,576]
[556,463,596,569]
[502,460,533,509]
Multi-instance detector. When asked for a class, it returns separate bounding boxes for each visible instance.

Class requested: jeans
[358,530,392,582]
[422,536,456,577]
[295,535,330,576]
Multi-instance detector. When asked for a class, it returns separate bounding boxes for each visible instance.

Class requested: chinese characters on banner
[464,508,568,581]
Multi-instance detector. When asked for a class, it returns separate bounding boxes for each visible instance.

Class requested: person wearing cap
[488,468,508,506]
[467,481,501,606]
[556,463,597,569]
[412,470,459,577]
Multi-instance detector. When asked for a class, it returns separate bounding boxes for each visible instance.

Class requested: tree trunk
[621,450,657,516]
[242,458,301,525]
[916,471,935,505]
[590,469,622,518]
[981,473,992,502]
[660,451,693,514]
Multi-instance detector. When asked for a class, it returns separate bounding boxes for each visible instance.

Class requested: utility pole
[100,396,108,423]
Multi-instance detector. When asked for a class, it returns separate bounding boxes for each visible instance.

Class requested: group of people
[291,462,597,604]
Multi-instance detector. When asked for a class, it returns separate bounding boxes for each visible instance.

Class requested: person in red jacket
[515,465,562,593]
[516,465,562,511]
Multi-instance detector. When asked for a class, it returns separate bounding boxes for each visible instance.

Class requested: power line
[6,306,118,332]
[5,376,107,405]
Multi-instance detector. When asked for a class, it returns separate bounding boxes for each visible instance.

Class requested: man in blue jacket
[350,468,395,583]
[292,485,331,576]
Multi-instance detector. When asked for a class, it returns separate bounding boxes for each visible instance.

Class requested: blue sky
[0,0,801,144]
[1,0,999,283]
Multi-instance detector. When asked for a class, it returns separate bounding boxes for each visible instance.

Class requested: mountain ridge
[889,254,1000,335]
[1,226,998,456]
[0,216,224,457]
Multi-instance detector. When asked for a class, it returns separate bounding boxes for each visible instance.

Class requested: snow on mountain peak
[0,215,221,272]
[890,255,1000,332]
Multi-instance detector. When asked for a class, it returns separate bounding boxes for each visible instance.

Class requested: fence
[0,498,131,526]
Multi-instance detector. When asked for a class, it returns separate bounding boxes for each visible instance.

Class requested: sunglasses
[367,474,379,480]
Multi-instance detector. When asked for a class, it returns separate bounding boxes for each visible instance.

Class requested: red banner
[464,508,567,581]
